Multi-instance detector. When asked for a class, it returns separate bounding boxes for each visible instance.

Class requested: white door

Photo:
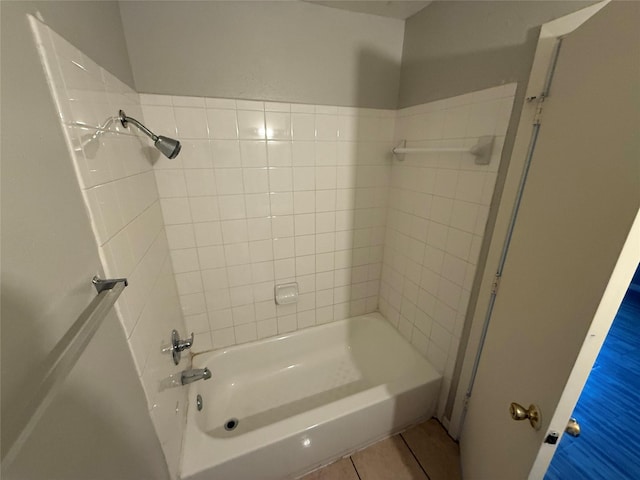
[460,3,640,479]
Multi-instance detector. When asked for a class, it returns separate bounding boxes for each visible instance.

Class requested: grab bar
[2,276,127,467]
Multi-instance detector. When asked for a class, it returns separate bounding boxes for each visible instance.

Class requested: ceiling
[306,1,432,20]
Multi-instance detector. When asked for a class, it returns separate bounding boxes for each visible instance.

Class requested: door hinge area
[491,274,501,295]
[527,93,546,125]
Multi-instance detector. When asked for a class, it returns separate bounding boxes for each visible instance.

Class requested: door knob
[509,402,542,430]
[565,417,581,437]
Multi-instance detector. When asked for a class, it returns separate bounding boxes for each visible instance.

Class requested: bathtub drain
[224,418,239,431]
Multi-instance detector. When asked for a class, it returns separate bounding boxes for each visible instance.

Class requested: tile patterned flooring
[301,419,461,480]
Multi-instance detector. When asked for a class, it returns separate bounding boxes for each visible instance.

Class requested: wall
[119,1,404,109]
[4,312,169,480]
[379,84,516,418]
[399,0,595,108]
[140,94,395,350]
[459,2,640,475]
[121,1,595,110]
[4,1,134,87]
[398,3,596,417]
[28,18,187,478]
[0,2,167,478]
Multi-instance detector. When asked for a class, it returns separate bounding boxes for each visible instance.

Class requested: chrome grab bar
[2,276,127,468]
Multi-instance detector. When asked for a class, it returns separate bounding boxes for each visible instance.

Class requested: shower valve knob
[170,330,194,365]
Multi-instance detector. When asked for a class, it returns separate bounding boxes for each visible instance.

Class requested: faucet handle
[170,330,194,365]
[176,332,194,352]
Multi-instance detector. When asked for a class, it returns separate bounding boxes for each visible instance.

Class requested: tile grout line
[400,433,432,480]
[349,456,363,480]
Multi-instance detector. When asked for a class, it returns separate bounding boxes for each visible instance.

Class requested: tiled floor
[301,419,461,480]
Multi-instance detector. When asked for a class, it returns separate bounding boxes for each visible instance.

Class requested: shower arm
[119,110,158,142]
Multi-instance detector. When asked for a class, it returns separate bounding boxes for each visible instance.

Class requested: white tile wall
[140,94,396,351]
[31,14,517,457]
[30,18,187,479]
[379,84,516,418]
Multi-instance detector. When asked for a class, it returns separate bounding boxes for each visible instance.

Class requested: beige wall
[119,1,595,110]
[119,1,404,109]
[4,314,169,480]
[397,3,596,375]
[399,1,595,108]
[460,3,640,475]
[2,1,135,87]
[1,2,167,477]
[398,0,594,193]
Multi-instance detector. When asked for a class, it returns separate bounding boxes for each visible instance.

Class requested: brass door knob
[565,418,581,437]
[509,402,542,430]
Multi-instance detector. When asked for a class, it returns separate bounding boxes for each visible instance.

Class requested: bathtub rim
[180,311,442,480]
[190,311,394,365]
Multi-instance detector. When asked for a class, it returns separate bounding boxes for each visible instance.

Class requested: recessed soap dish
[275,282,298,305]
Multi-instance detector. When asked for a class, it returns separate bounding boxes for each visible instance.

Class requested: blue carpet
[545,264,640,480]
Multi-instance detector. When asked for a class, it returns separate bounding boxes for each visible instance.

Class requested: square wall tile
[240,140,267,167]
[293,167,315,191]
[292,141,315,166]
[237,110,265,139]
[211,140,241,168]
[160,198,192,225]
[269,168,293,192]
[247,217,272,241]
[201,268,229,291]
[189,197,219,222]
[217,195,246,220]
[315,114,338,140]
[292,113,315,140]
[141,105,176,137]
[267,141,292,167]
[207,109,238,139]
[215,169,244,195]
[235,323,257,343]
[174,107,209,139]
[184,169,217,197]
[245,193,271,218]
[243,168,269,194]
[266,112,291,140]
[180,140,213,169]
[155,170,187,198]
[212,327,235,349]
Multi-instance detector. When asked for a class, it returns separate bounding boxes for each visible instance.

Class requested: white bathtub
[180,312,442,480]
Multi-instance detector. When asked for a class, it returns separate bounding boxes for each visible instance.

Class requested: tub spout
[181,367,212,385]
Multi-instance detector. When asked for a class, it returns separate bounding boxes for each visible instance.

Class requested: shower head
[154,135,182,160]
[119,109,181,159]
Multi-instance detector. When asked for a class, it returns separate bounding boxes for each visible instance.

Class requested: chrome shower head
[154,135,181,160]
[119,109,181,159]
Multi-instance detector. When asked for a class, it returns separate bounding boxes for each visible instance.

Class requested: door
[545,264,640,479]
[460,3,640,479]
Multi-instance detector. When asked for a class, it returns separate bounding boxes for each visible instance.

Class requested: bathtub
[180,312,442,480]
